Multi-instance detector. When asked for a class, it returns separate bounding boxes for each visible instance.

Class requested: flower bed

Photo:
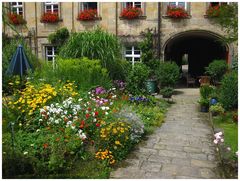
[41,12,59,23]
[120,6,143,20]
[77,9,98,21]
[166,5,189,18]
[8,13,26,25]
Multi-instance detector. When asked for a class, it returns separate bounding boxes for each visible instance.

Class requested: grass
[212,112,238,159]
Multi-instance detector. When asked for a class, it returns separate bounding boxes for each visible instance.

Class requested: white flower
[105,112,109,115]
[220,139,224,143]
[19,123,22,127]
[105,107,110,110]
[213,140,218,144]
[93,118,97,122]
[30,144,34,147]
[227,147,231,151]
[71,125,76,130]
[216,148,219,151]
[23,152,28,155]
[39,119,43,122]
[101,106,106,110]
[110,102,113,105]
[78,98,83,102]
[55,119,59,124]
[36,129,40,132]
[88,92,91,94]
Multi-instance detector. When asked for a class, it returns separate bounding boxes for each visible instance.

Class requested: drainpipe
[157,2,161,60]
[72,2,75,33]
[34,2,38,58]
[115,2,118,36]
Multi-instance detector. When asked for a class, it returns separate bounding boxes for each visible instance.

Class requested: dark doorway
[164,31,227,78]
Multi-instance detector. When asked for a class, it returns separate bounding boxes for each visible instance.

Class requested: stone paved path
[110,88,222,179]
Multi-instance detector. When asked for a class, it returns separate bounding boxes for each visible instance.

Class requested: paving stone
[199,168,217,178]
[172,158,191,166]
[191,159,217,168]
[189,153,208,160]
[158,150,187,158]
[161,164,179,176]
[148,155,172,164]
[153,143,166,150]
[140,161,162,172]
[177,166,200,177]
[145,172,175,179]
[184,146,202,153]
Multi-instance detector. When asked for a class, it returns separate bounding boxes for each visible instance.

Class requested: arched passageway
[164,31,228,77]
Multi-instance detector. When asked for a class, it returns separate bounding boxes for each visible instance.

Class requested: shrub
[33,57,111,90]
[198,97,209,107]
[160,87,174,98]
[205,60,228,82]
[200,85,215,99]
[126,64,150,95]
[59,28,122,79]
[155,62,180,87]
[48,27,70,50]
[219,71,238,110]
[209,103,225,114]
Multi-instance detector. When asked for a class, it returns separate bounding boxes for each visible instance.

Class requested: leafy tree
[48,27,70,51]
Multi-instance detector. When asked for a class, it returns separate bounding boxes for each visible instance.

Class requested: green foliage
[219,71,238,110]
[126,64,150,95]
[205,60,228,82]
[213,3,238,42]
[48,27,70,51]
[160,87,174,98]
[155,62,180,87]
[200,85,214,99]
[59,28,122,79]
[198,97,209,107]
[32,57,111,90]
[209,103,225,114]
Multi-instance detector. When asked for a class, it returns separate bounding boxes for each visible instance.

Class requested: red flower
[86,113,90,119]
[78,9,98,21]
[121,6,142,19]
[88,107,92,111]
[95,111,99,116]
[166,5,188,18]
[43,143,49,149]
[8,13,26,25]
[206,5,221,17]
[41,11,59,23]
[96,123,100,127]
[80,120,85,128]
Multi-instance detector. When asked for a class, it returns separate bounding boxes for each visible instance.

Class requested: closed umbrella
[6,44,33,77]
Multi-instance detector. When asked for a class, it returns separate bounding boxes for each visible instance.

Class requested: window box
[8,13,26,25]
[120,6,143,20]
[77,9,101,21]
[166,5,189,19]
[40,12,59,23]
[206,4,221,18]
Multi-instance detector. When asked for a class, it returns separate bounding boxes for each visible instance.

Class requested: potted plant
[120,6,143,19]
[160,87,174,98]
[77,9,98,21]
[166,5,189,18]
[40,12,59,23]
[198,97,209,112]
[199,85,214,99]
[209,103,224,116]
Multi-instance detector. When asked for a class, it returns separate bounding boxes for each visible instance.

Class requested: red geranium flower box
[166,5,189,18]
[120,6,143,20]
[41,12,59,23]
[8,13,26,25]
[206,5,221,17]
[78,9,98,21]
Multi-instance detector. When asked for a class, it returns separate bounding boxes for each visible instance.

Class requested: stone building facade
[3,2,237,76]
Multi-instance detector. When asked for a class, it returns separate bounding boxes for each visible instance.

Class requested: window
[81,2,98,10]
[45,46,56,62]
[9,2,23,15]
[123,2,142,8]
[168,2,187,10]
[44,1,59,13]
[209,2,229,7]
[125,46,141,66]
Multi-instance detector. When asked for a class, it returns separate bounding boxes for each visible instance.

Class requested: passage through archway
[164,30,228,78]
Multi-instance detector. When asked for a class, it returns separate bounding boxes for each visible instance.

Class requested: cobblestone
[110,88,222,179]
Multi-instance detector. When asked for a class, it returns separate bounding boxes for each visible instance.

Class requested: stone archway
[162,30,229,77]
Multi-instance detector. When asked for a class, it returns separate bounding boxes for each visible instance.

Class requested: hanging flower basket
[40,12,59,23]
[77,9,98,21]
[166,5,189,18]
[8,13,26,25]
[120,6,143,20]
[206,5,221,17]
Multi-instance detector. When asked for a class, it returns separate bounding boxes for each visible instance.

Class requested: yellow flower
[115,140,121,145]
[113,128,117,134]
